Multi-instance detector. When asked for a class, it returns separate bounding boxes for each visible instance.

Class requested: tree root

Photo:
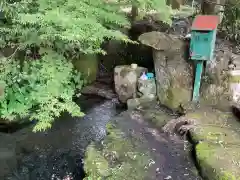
[163,116,196,135]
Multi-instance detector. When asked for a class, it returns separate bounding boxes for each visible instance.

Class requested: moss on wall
[72,54,98,84]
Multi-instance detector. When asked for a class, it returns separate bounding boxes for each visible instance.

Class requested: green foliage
[0,0,170,131]
[0,52,84,132]
[120,0,172,23]
[0,0,132,54]
[221,0,240,42]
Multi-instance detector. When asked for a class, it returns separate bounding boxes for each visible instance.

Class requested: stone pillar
[139,32,194,111]
[153,48,193,110]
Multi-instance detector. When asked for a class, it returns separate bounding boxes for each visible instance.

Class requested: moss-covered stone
[143,109,174,128]
[139,31,194,112]
[164,87,191,110]
[84,144,110,179]
[185,108,240,180]
[229,75,240,83]
[72,54,98,84]
[190,126,240,145]
[84,123,150,180]
[196,142,240,180]
[186,108,240,128]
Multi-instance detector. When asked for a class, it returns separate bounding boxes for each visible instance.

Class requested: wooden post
[192,61,204,101]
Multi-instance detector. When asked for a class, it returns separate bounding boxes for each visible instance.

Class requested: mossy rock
[84,144,110,179]
[84,123,150,180]
[143,110,173,128]
[187,108,240,145]
[190,126,240,145]
[196,142,240,180]
[229,75,240,83]
[185,108,240,128]
[186,108,240,180]
[164,87,191,110]
[72,54,98,84]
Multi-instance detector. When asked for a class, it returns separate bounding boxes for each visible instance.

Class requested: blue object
[192,61,203,101]
[189,15,219,102]
[140,72,148,80]
[190,15,219,61]
[190,31,216,61]
[146,73,154,79]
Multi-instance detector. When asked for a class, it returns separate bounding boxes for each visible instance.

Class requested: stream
[2,94,202,180]
[4,95,122,180]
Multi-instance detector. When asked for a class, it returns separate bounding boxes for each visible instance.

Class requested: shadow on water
[4,95,123,180]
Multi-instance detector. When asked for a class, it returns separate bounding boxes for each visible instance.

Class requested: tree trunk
[167,0,185,10]
[201,0,225,23]
[166,0,171,6]
[201,0,215,14]
[131,5,138,23]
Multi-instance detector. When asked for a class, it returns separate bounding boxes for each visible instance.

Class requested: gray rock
[127,96,156,110]
[138,78,156,98]
[114,65,147,103]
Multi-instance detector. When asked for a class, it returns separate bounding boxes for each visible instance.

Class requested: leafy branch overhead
[120,0,171,23]
[0,0,134,54]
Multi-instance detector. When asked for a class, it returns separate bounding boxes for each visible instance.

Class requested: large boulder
[163,108,240,180]
[189,109,240,180]
[200,44,240,109]
[139,31,194,111]
[114,65,147,103]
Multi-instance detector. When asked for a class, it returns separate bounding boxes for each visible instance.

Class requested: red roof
[191,15,219,31]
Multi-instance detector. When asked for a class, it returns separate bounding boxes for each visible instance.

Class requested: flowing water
[4,95,122,180]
